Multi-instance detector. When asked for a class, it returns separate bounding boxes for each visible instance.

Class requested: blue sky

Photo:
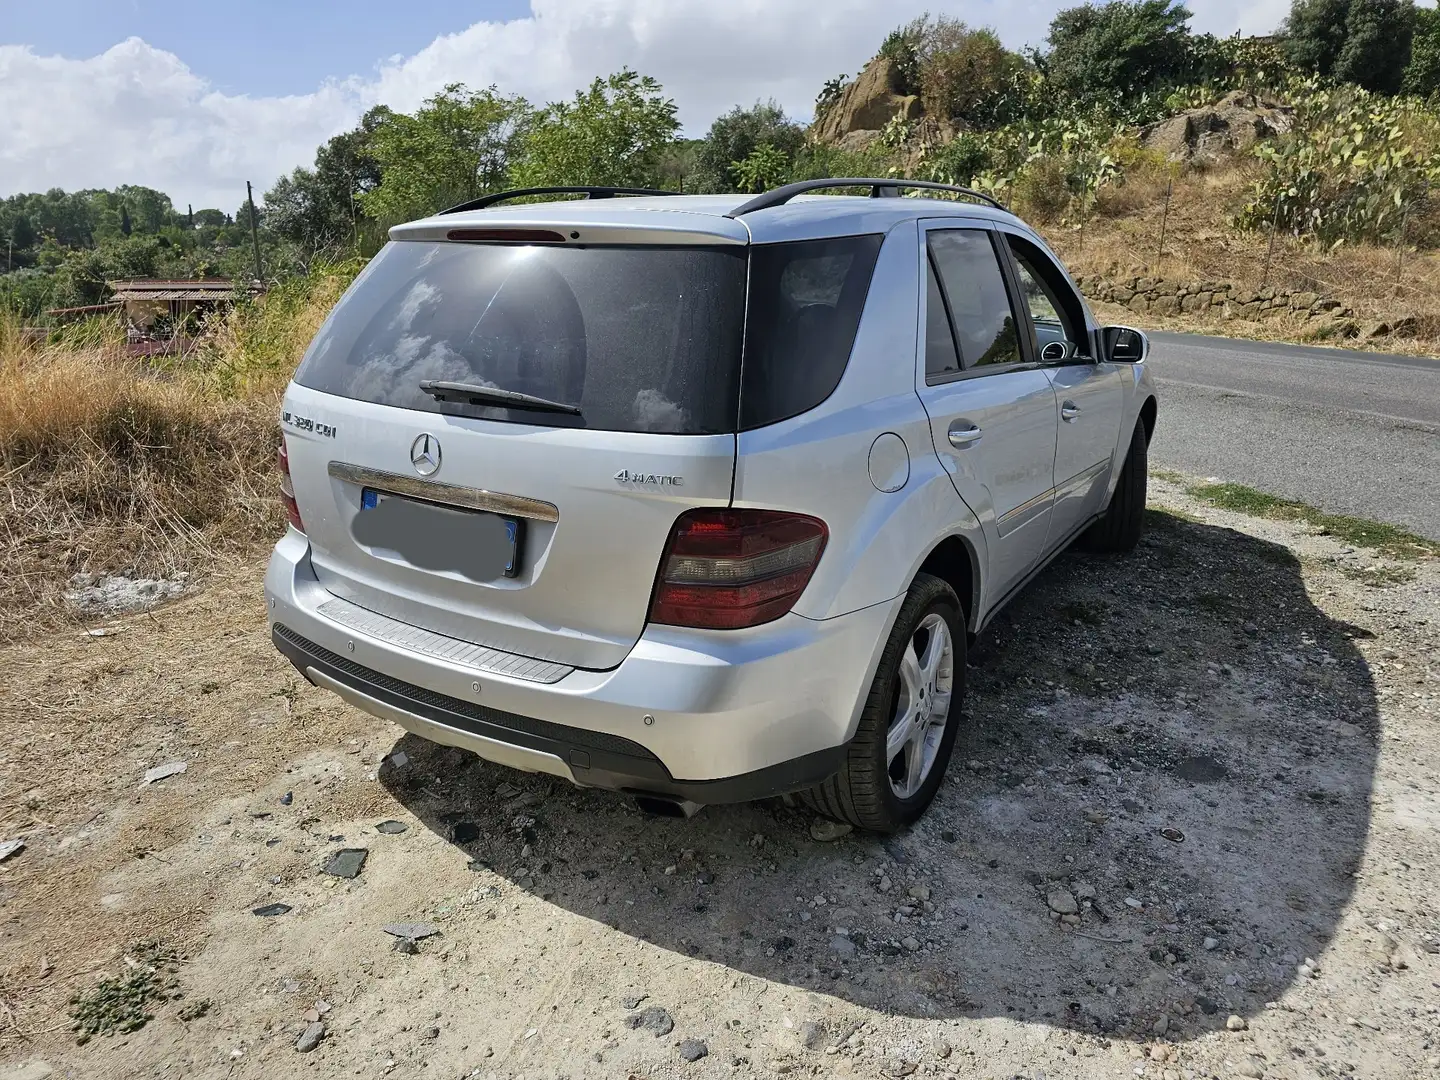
[3,0,533,97]
[1,0,1290,209]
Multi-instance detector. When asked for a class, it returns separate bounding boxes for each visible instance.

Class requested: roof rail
[440,187,683,214]
[726,178,1005,218]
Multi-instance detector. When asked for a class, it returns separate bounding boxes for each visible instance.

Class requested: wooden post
[246,180,263,283]
[1395,203,1409,294]
[1156,179,1172,266]
[1261,190,1281,287]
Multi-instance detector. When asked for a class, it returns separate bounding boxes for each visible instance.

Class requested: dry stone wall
[1069,272,1414,340]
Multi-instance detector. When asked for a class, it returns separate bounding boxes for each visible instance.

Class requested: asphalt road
[1145,332,1440,540]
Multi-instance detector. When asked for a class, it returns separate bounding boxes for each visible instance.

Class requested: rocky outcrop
[814,58,923,143]
[1142,91,1294,165]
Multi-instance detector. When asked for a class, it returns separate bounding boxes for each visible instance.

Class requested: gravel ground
[1,474,1437,1080]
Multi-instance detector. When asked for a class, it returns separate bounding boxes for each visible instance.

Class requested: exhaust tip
[634,795,704,819]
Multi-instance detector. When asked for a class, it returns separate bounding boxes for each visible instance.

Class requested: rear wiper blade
[418,380,582,416]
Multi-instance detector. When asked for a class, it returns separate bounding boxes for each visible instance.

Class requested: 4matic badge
[614,469,684,487]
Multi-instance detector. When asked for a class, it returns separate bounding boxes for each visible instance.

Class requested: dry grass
[0,267,356,642]
[1045,164,1440,356]
[0,333,280,640]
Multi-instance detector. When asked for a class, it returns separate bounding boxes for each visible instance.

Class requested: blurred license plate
[355,488,521,579]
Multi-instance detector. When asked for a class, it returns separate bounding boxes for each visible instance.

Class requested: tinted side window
[1006,234,1086,357]
[740,234,884,430]
[924,257,961,380]
[927,230,1021,371]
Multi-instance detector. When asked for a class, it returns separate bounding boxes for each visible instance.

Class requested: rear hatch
[284,216,748,670]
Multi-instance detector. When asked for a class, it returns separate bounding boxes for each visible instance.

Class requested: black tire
[1081,420,1148,554]
[801,573,966,834]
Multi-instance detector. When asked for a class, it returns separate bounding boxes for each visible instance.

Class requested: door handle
[947,424,983,447]
[1061,400,1081,422]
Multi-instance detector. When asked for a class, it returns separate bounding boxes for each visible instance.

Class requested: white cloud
[0,0,1290,210]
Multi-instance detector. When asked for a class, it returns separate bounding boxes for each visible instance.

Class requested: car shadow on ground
[381,509,1378,1041]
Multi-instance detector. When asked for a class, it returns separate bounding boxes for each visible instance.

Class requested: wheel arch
[1139,395,1158,445]
[915,533,981,633]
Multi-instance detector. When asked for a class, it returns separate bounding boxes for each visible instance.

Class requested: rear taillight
[277,437,305,534]
[649,509,828,630]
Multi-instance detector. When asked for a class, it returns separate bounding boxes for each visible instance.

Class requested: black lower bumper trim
[271,623,846,805]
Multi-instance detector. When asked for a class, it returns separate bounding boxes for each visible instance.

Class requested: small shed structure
[105,278,264,332]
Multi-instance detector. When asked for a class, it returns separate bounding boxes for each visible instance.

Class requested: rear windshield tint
[739,234,883,430]
[294,240,747,434]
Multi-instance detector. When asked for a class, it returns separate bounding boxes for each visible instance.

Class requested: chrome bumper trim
[327,461,560,523]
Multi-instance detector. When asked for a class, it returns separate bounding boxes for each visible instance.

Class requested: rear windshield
[295,233,882,434]
[295,240,748,434]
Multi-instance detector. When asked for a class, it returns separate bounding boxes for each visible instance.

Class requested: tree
[510,70,680,190]
[115,185,175,234]
[1405,5,1440,95]
[692,102,804,193]
[9,214,35,251]
[1045,1,1197,104]
[903,16,1028,126]
[1283,0,1415,94]
[119,205,132,236]
[266,106,390,254]
[359,87,528,224]
[1281,0,1350,78]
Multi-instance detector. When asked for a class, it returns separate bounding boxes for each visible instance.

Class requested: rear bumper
[264,531,900,801]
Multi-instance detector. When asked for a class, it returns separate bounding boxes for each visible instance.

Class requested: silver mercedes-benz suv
[267,179,1158,833]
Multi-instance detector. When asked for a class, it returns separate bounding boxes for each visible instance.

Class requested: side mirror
[1104,325,1149,363]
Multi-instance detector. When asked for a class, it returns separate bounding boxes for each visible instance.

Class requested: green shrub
[730,144,791,194]
[879,15,1028,127]
[815,75,849,118]
[878,26,923,96]
[1013,156,1074,220]
[922,133,995,185]
[694,102,804,194]
[1237,80,1440,245]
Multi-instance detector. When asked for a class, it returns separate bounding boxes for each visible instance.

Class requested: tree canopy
[359,87,528,223]
[511,70,680,190]
[1283,0,1416,95]
[691,102,804,194]
[1044,1,1200,104]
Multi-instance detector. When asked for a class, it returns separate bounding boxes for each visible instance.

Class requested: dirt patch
[2,477,1436,1079]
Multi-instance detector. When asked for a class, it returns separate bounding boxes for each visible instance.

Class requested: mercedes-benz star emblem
[410,433,441,477]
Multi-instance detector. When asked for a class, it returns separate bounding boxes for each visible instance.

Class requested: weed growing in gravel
[68,941,185,1043]
[1338,563,1419,587]
[1187,482,1440,559]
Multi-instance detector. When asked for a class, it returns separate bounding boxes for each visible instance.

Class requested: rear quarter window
[739,234,883,430]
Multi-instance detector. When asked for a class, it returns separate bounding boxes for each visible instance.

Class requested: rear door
[282,232,748,670]
[914,221,1059,603]
[998,228,1124,546]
